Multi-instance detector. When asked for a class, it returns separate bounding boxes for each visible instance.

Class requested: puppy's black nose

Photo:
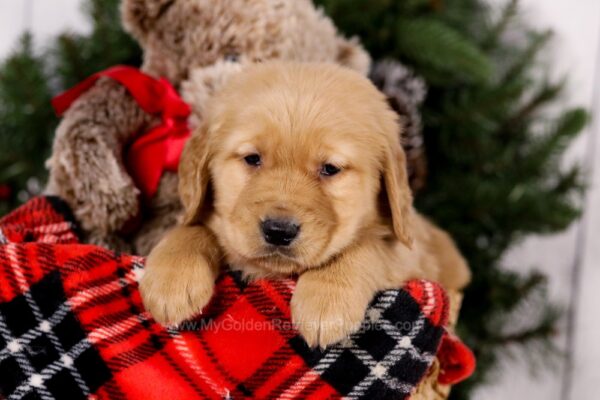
[261,218,300,246]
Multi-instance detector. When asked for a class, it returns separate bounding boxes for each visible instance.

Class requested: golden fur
[141,63,470,348]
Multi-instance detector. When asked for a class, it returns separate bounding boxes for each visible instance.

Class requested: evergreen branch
[482,0,519,50]
[554,165,585,195]
[502,80,564,130]
[518,108,588,178]
[395,17,493,84]
[485,306,560,346]
[501,30,553,83]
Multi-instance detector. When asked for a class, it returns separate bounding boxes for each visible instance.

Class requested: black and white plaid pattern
[292,284,443,399]
[0,269,110,400]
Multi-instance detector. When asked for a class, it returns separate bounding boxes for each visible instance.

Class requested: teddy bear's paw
[291,277,369,350]
[140,255,215,327]
[86,232,133,253]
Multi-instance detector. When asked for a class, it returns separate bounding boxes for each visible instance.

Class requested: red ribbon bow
[52,66,192,199]
[437,333,477,385]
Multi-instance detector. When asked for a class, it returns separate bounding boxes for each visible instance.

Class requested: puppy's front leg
[292,240,391,349]
[140,225,221,326]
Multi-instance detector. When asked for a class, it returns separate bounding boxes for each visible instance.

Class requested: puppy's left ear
[179,126,212,225]
[382,138,414,248]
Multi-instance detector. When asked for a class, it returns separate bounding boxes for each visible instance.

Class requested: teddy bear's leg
[134,173,183,256]
[46,78,155,245]
[87,231,134,254]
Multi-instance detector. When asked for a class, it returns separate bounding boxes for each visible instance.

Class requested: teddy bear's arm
[370,60,429,193]
[46,77,155,237]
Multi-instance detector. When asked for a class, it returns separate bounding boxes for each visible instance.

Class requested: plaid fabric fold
[0,197,451,400]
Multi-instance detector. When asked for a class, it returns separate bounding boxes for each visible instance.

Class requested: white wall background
[0,0,599,398]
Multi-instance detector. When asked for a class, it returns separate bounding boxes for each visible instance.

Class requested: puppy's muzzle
[261,218,300,247]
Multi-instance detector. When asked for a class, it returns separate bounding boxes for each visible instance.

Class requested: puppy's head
[179,63,413,275]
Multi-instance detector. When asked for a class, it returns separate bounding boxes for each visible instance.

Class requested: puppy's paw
[291,276,369,349]
[140,255,215,327]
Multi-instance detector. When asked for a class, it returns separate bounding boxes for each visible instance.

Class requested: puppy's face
[179,63,413,275]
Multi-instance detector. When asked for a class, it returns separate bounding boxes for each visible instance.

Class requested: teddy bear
[45,0,426,255]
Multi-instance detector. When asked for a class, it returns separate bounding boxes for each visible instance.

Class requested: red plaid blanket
[0,197,471,399]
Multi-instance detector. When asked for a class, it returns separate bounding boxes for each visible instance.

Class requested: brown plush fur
[122,0,371,82]
[45,0,371,254]
[140,63,470,348]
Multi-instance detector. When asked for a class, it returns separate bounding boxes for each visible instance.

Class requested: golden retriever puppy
[140,62,470,348]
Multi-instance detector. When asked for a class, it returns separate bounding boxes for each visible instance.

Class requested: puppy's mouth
[255,246,297,261]
[246,245,310,275]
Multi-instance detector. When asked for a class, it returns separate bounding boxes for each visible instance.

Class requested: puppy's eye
[320,163,341,177]
[224,52,240,62]
[244,154,262,167]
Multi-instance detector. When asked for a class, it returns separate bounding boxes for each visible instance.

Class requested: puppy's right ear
[121,0,176,41]
[179,126,212,225]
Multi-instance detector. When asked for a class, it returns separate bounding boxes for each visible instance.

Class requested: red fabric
[437,333,477,385]
[404,279,449,327]
[0,197,475,399]
[52,66,192,198]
